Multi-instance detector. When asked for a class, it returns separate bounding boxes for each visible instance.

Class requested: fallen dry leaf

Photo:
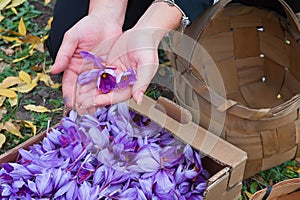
[0,96,5,107]
[21,120,36,136]
[44,0,51,5]
[18,17,26,36]
[10,7,17,15]
[45,17,53,30]
[0,134,6,149]
[0,88,18,98]
[0,13,4,22]
[0,0,10,10]
[24,104,50,113]
[34,43,44,53]
[0,62,9,73]
[5,0,26,9]
[2,121,23,138]
[1,47,14,56]
[19,70,31,84]
[0,76,22,89]
[8,97,17,107]
[10,83,37,93]
[12,55,30,63]
[0,107,7,121]
[0,35,21,43]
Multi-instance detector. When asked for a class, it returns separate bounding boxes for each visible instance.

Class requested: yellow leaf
[50,83,61,89]
[0,35,21,43]
[0,107,7,120]
[19,70,31,84]
[41,34,49,42]
[0,88,17,98]
[45,17,53,30]
[287,166,300,173]
[0,76,22,88]
[34,43,44,53]
[10,43,21,49]
[245,191,253,199]
[29,44,35,55]
[10,83,37,93]
[0,0,10,10]
[11,7,17,15]
[8,97,17,107]
[0,96,5,107]
[24,104,50,113]
[22,34,41,44]
[0,134,6,148]
[18,17,26,36]
[38,73,54,86]
[12,55,30,63]
[5,0,25,9]
[2,121,23,138]
[31,74,41,84]
[0,13,4,22]
[44,0,51,5]
[22,120,36,136]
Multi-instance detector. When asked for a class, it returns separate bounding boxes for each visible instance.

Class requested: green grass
[0,0,62,153]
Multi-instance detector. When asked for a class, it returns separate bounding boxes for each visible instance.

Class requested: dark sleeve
[176,0,214,21]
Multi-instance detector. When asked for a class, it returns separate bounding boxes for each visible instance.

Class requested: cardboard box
[0,96,247,200]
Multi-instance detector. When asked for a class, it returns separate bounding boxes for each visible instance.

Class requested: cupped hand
[75,28,161,114]
[50,14,122,110]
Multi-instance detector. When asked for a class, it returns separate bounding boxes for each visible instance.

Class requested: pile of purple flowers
[0,102,209,199]
[78,51,136,93]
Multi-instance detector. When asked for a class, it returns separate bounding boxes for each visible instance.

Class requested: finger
[51,29,78,74]
[79,87,132,107]
[79,81,98,94]
[87,106,98,115]
[62,69,78,108]
[132,51,159,104]
[75,103,89,116]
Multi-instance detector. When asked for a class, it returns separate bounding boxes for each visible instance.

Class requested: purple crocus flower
[97,68,117,93]
[116,68,137,89]
[0,96,209,199]
[78,51,136,93]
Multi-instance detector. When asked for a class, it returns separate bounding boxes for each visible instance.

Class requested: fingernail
[137,92,144,105]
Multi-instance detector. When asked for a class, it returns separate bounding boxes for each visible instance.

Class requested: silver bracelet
[152,0,191,33]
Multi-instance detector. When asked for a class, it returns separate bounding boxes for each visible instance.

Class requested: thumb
[132,51,159,104]
[50,31,78,74]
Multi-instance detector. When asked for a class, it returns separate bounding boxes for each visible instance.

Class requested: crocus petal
[178,182,191,194]
[97,69,117,93]
[116,68,137,89]
[78,181,91,199]
[36,171,52,196]
[136,157,160,173]
[27,180,38,194]
[78,69,101,85]
[54,180,76,199]
[0,173,13,184]
[154,170,175,195]
[80,51,104,70]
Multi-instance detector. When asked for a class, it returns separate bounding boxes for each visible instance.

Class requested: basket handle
[278,0,300,33]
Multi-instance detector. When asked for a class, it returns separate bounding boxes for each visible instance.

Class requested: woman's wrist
[89,0,128,28]
[134,1,182,38]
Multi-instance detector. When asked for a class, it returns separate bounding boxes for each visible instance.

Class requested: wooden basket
[250,178,300,200]
[166,0,300,178]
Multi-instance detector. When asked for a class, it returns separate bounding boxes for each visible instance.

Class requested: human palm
[75,28,160,114]
[51,15,122,110]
